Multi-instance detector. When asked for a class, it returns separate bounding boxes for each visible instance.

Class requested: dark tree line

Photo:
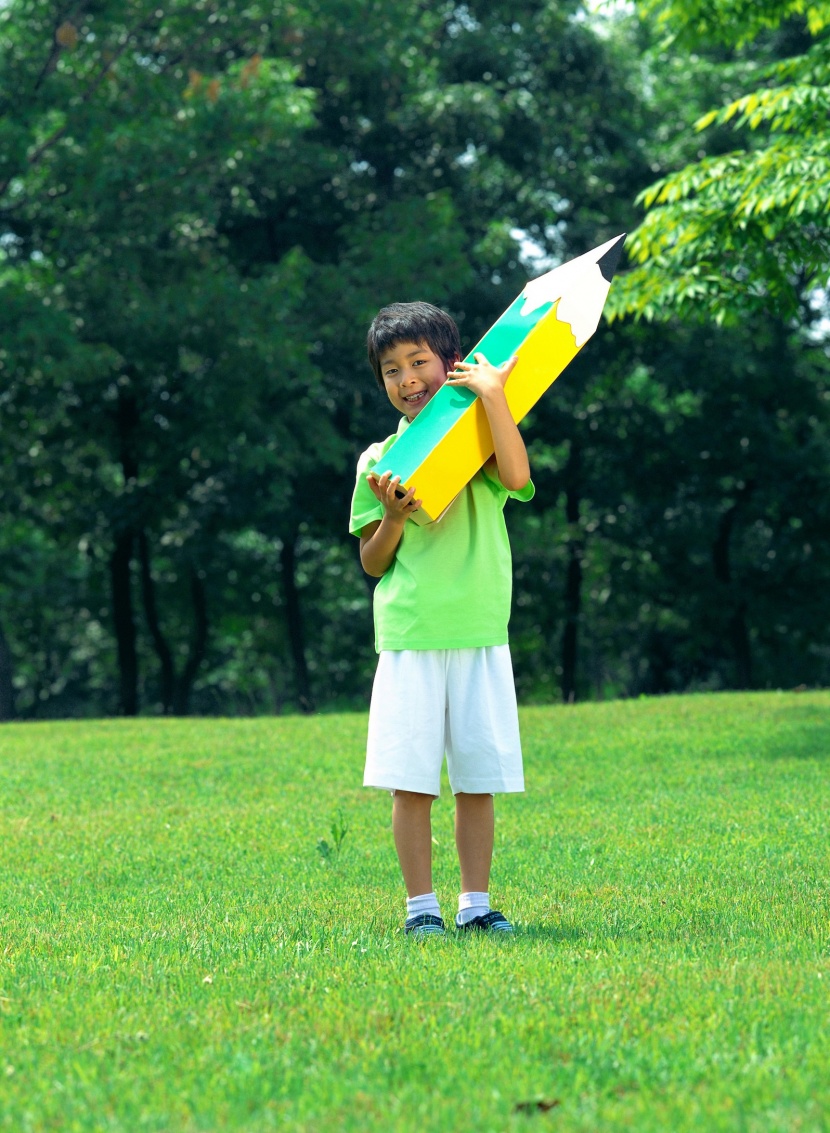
[1,0,828,718]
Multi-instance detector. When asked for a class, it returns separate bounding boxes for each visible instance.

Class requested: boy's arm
[446,354,530,491]
[359,470,421,577]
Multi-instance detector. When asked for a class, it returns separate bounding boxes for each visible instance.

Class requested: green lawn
[2,691,830,1132]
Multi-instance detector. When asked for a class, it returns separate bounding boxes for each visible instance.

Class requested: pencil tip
[597,234,626,283]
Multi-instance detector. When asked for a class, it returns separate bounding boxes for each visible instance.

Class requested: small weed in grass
[317,808,350,863]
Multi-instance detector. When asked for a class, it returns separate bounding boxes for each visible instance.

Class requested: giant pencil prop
[385,233,626,525]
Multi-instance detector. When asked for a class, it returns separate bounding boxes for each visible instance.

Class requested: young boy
[349,300,534,938]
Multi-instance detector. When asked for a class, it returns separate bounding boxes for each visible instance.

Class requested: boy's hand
[447,351,531,492]
[445,352,518,400]
[367,470,422,523]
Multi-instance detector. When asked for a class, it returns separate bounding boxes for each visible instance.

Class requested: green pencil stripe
[382,384,475,482]
[464,294,553,366]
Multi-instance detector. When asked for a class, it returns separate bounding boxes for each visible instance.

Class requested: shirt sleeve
[349,444,385,537]
[480,459,535,504]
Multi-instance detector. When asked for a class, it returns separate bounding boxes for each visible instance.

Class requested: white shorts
[364,645,525,796]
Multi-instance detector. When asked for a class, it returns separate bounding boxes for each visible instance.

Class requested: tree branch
[0,8,163,201]
[33,6,88,92]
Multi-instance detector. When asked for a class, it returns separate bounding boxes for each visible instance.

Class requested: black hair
[367,301,461,390]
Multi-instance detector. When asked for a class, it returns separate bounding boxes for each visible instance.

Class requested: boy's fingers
[369,470,413,509]
[502,354,519,376]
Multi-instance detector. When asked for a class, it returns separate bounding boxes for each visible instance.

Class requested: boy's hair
[367,301,461,390]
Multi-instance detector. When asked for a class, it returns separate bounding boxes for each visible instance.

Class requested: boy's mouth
[403,390,427,405]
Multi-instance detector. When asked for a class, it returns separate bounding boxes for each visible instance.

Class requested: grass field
[2,691,830,1132]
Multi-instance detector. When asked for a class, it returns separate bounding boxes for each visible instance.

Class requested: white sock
[406,892,441,921]
[456,891,490,925]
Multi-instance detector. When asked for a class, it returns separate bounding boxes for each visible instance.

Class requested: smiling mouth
[403,390,427,404]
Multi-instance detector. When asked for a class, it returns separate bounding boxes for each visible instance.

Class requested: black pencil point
[597,234,626,282]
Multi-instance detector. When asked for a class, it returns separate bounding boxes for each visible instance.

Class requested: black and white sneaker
[404,913,446,938]
[456,910,514,933]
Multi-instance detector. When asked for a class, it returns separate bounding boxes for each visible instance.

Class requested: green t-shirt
[349,417,535,652]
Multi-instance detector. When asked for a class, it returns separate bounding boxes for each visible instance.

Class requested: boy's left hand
[445,352,518,400]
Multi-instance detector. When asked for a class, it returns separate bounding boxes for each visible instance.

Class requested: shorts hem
[449,778,525,795]
[363,776,440,796]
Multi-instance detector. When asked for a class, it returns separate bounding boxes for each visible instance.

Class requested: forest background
[1,0,828,720]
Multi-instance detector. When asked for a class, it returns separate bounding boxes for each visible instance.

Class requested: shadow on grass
[761,705,830,760]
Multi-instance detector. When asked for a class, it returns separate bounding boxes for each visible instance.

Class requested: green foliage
[511,311,830,699]
[0,0,659,715]
[0,0,336,714]
[638,0,830,46]
[2,695,830,1129]
[0,0,828,715]
[612,1,830,323]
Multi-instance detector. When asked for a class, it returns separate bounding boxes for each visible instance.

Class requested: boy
[349,301,533,938]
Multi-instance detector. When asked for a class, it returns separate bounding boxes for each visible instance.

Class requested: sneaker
[456,910,514,933]
[405,913,446,938]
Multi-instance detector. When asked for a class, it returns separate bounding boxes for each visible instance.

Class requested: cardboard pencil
[383,233,625,525]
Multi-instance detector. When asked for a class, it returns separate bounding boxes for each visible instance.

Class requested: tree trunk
[137,530,175,713]
[730,601,753,690]
[0,616,15,720]
[642,627,673,695]
[280,529,315,713]
[111,530,139,715]
[712,490,754,689]
[172,567,209,716]
[561,444,583,704]
[137,531,209,716]
[111,386,140,716]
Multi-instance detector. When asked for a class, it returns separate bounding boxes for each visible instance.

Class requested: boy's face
[379,340,457,421]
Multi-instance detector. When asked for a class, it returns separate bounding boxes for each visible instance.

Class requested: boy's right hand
[367,470,422,522]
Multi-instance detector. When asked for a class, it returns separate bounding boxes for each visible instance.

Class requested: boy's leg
[455,793,514,930]
[446,647,523,932]
[454,792,494,893]
[392,790,436,897]
[364,650,449,932]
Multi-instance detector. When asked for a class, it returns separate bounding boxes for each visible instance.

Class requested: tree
[5,0,826,716]
[611,0,830,323]
[1,1,325,714]
[555,0,830,697]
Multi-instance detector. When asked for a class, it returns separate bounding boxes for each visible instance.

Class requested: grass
[1,690,830,1131]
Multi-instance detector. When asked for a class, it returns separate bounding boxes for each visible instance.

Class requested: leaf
[55,21,78,49]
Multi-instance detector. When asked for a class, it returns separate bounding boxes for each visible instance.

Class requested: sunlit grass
[1,691,829,1131]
